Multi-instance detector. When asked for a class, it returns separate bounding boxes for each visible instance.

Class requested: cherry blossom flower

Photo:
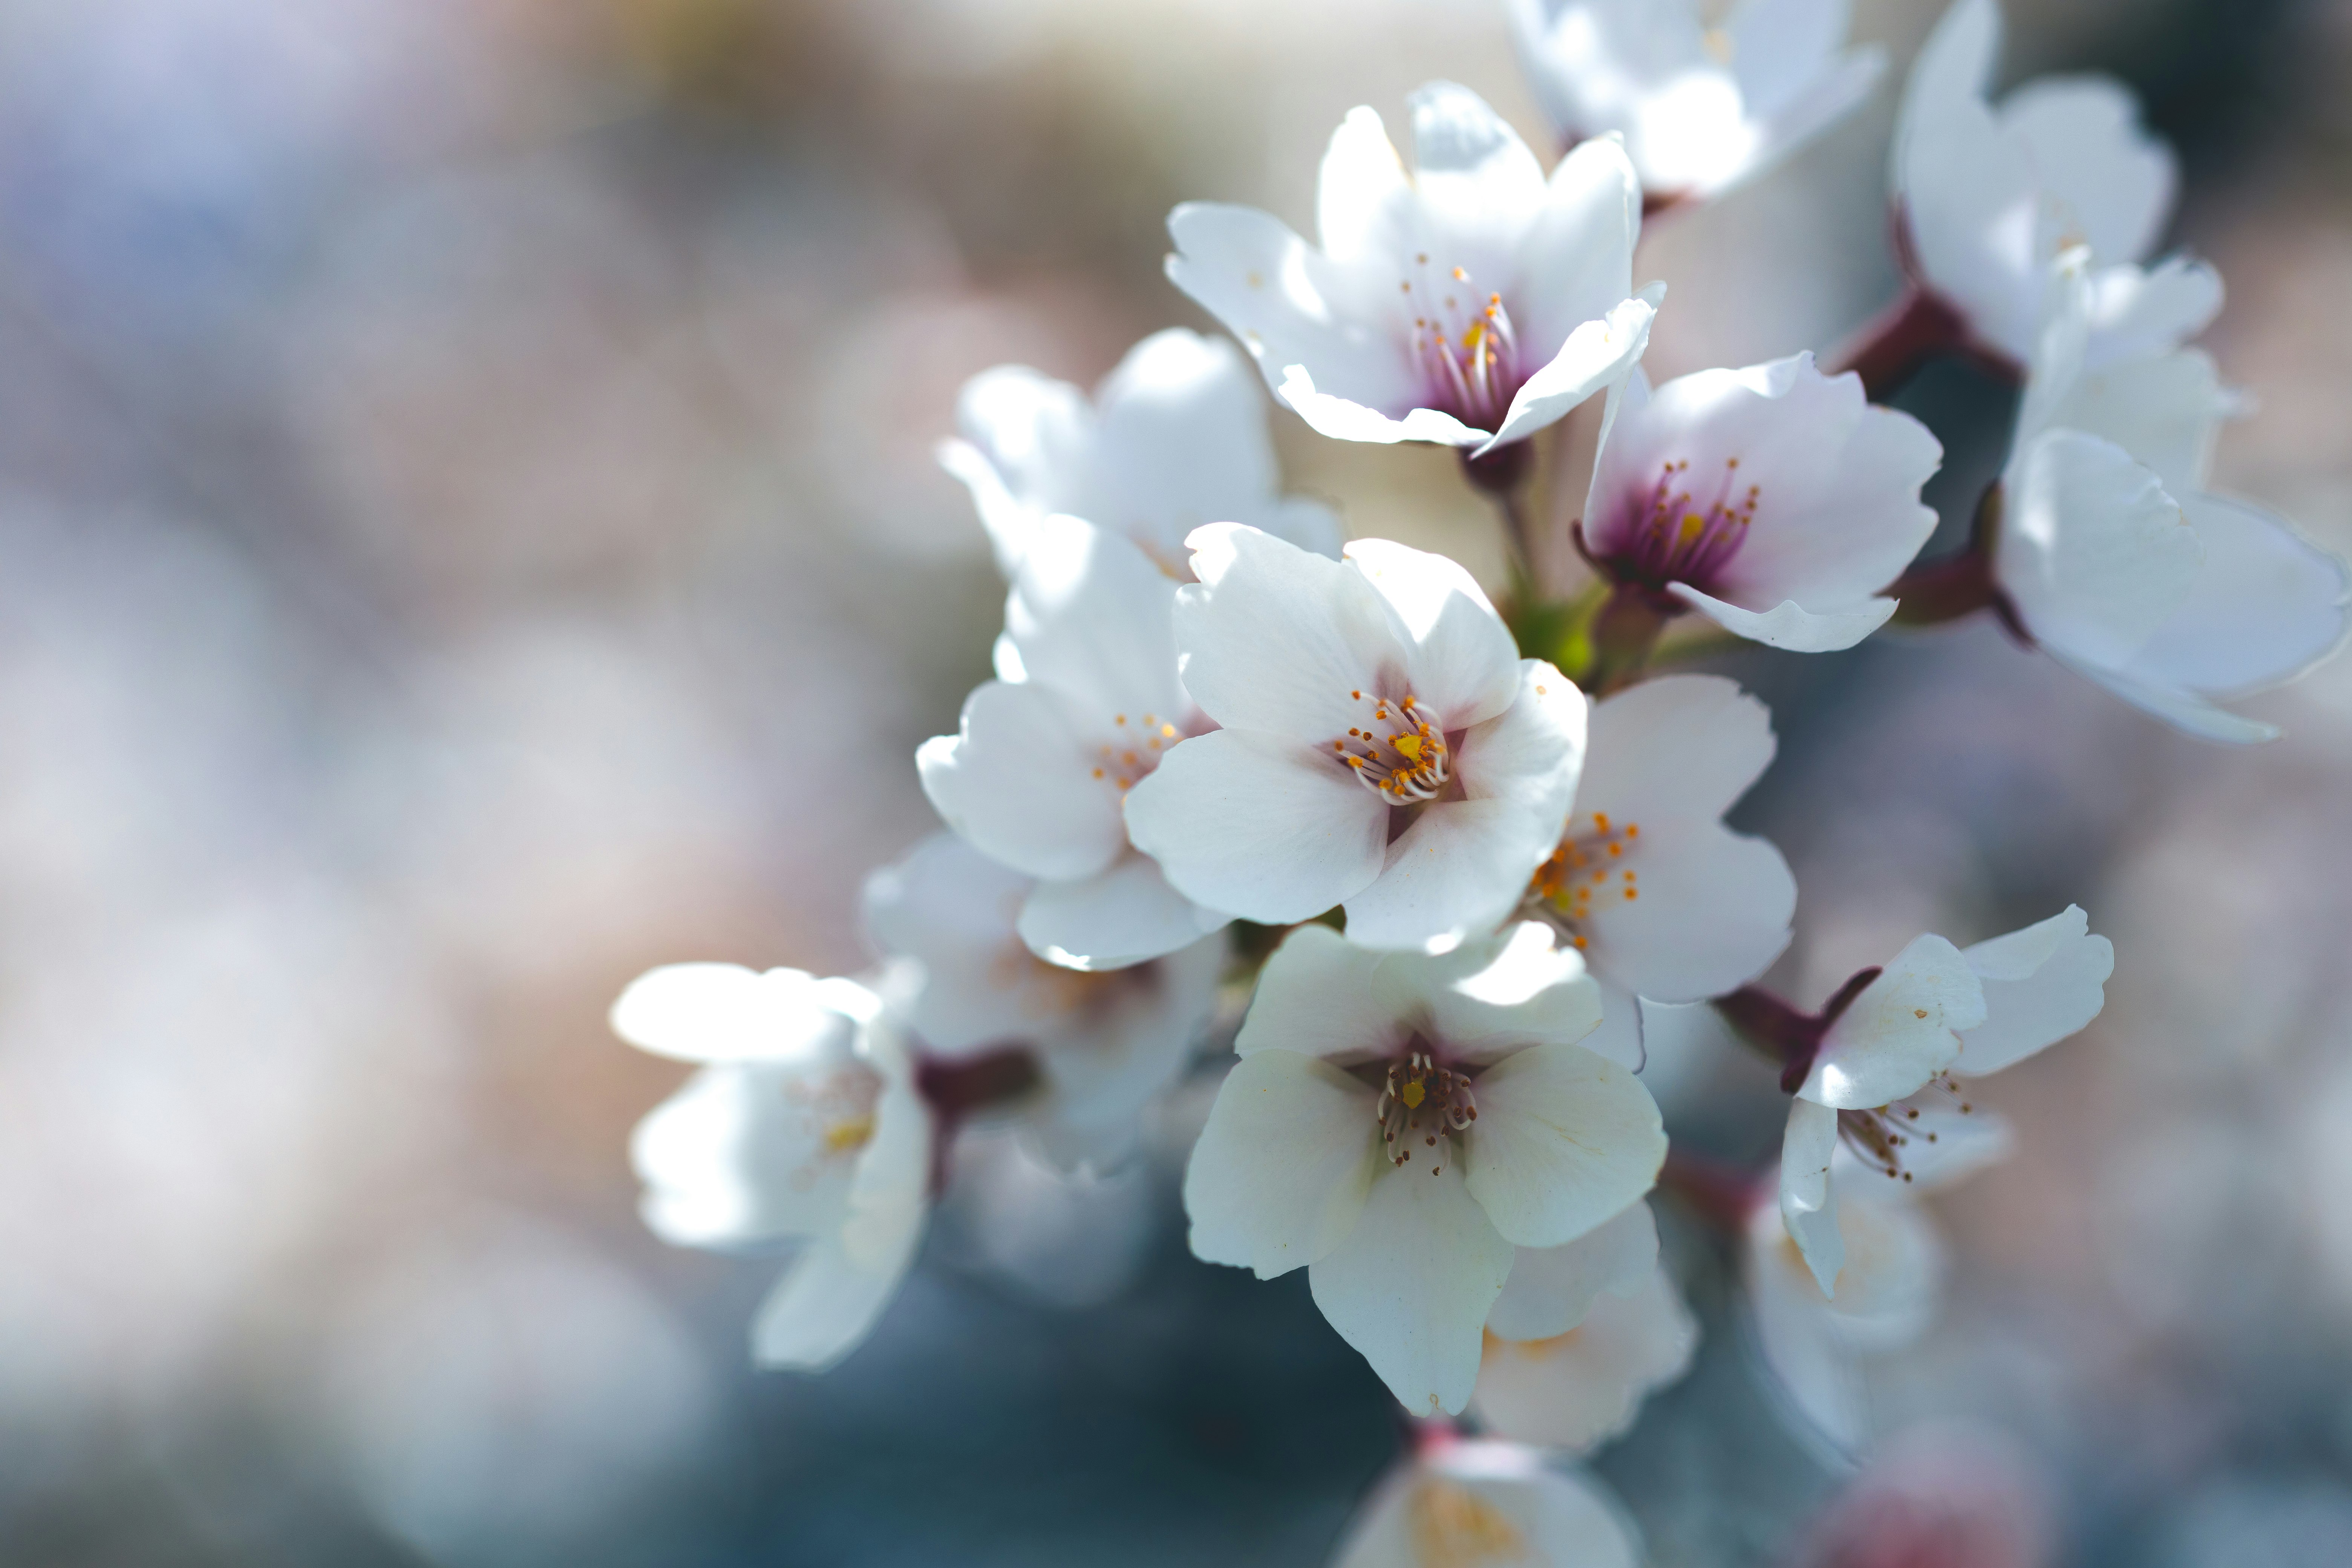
[614,965,926,1372]
[1576,354,1943,652]
[1124,525,1588,954]
[862,831,1225,1171]
[1470,1200,1699,1452]
[1893,0,2218,369]
[1507,0,1886,206]
[936,327,1342,578]
[1522,674,1797,1066]
[1167,82,1661,455]
[1331,1438,1641,1568]
[918,513,1234,968]
[1991,256,2349,743]
[1777,907,2112,1294]
[1183,923,1664,1415]
[1746,1172,1944,1452]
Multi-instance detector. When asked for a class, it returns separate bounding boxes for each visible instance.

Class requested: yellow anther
[1400,1081,1426,1109]
[823,1116,875,1154]
[1393,734,1424,763]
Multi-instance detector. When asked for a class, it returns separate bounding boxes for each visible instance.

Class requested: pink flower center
[1608,456,1760,589]
[1401,257,1524,430]
[1329,689,1452,804]
[1092,710,1185,793]
[1375,1048,1480,1176]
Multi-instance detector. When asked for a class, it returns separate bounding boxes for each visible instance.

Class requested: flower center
[1331,689,1452,804]
[1525,810,1641,948]
[1092,711,1184,794]
[784,1063,884,1190]
[1611,457,1760,589]
[1839,1072,1976,1184]
[1376,1049,1479,1175]
[1401,257,1524,430]
[992,940,1161,1029]
[1408,1479,1525,1565]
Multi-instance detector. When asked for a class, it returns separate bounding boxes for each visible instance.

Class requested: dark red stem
[1659,1147,1766,1233]
[914,1046,1041,1194]
[1715,965,1883,1093]
[1887,484,2033,644]
[1829,286,1971,403]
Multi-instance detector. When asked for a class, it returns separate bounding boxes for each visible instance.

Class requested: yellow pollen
[1452,266,1467,280]
[1161,724,1177,738]
[1914,1008,1929,1019]
[1115,715,1126,725]
[1680,512,1707,544]
[1394,734,1424,763]
[823,1116,874,1154]
[1400,1080,1426,1109]
[1592,813,1610,832]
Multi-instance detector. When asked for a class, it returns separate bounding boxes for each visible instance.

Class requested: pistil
[1375,1049,1479,1176]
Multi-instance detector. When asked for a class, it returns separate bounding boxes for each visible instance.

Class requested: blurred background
[2,0,2350,1562]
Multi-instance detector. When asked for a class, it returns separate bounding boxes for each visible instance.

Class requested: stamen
[1333,689,1452,804]
[1376,1050,1479,1171]
[1399,262,1525,428]
[1525,812,1644,946]
[1613,456,1762,589]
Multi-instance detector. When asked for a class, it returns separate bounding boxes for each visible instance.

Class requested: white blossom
[1524,674,1797,1066]
[615,965,926,1372]
[1168,82,1661,454]
[1746,1172,1944,1452]
[936,327,1342,577]
[918,513,1235,968]
[1894,0,2217,368]
[1183,923,1664,1415]
[862,831,1224,1171]
[1330,1439,1642,1568]
[1470,1200,1698,1452]
[1127,526,1586,953]
[1779,907,2112,1294]
[1994,255,2349,743]
[1580,354,1943,651]
[1508,0,1886,205]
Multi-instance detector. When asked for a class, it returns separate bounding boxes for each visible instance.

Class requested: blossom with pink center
[1167,81,1662,454]
[614,965,927,1372]
[936,327,1341,578]
[1579,353,1943,651]
[917,513,1233,969]
[1508,0,1886,206]
[1124,524,1588,954]
[1183,923,1664,1415]
[1778,906,2113,1295]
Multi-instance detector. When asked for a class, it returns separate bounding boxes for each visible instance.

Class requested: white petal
[917,681,1127,883]
[1802,933,1983,1108]
[1953,905,2114,1075]
[2127,492,2350,699]
[2084,256,2224,368]
[1234,921,1416,1063]
[1580,673,1775,824]
[1871,1099,2014,1189]
[2047,648,2280,744]
[1004,514,1189,721]
[1778,1096,1843,1297]
[1463,1041,1666,1249]
[1481,287,1661,454]
[1274,365,1493,447]
[943,363,1093,572]
[2000,75,2176,266]
[1668,582,1896,652]
[1308,1160,1517,1416]
[2046,347,2229,494]
[1426,921,1608,1064]
[1182,1049,1378,1277]
[1407,82,1548,254]
[1331,1445,1640,1568]
[1124,728,1389,924]
[611,962,871,1064]
[1174,522,1404,738]
[1016,855,1230,972]
[1472,1263,1698,1453]
[1460,658,1588,819]
[1995,427,2200,671]
[1345,798,1555,955]
[936,435,1037,576]
[747,1215,922,1372]
[1744,1203,1865,1451]
[1317,105,1416,263]
[1514,133,1640,353]
[1580,819,1797,1004]
[1341,539,1521,727]
[1165,202,1418,416]
[1485,1198,1658,1341]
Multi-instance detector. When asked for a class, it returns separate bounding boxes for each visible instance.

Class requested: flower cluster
[608,0,2347,1554]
